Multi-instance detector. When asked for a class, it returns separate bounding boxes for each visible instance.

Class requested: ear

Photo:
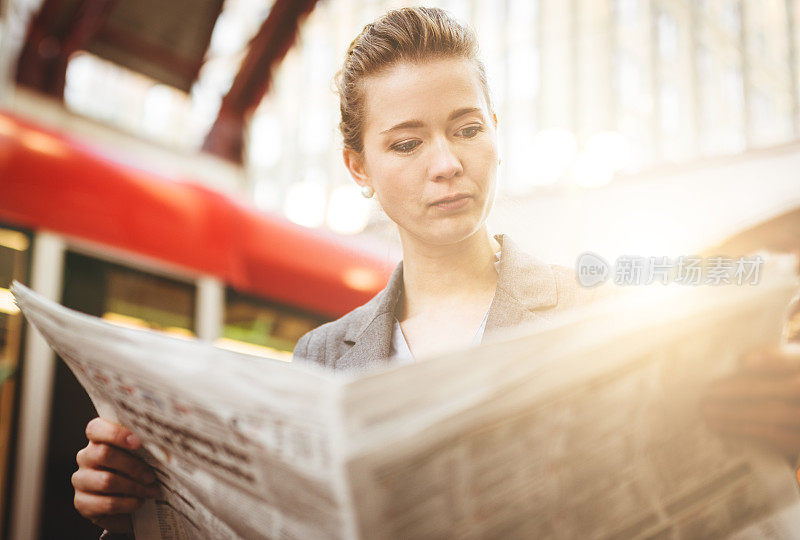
[342,148,371,190]
[492,112,498,128]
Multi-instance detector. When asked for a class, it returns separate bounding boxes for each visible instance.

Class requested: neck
[397,227,500,320]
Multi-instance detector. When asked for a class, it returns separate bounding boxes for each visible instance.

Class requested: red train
[0,109,394,539]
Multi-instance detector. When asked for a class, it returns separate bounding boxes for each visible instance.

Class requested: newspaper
[11,255,800,539]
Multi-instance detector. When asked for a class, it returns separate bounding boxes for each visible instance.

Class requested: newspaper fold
[11,255,800,539]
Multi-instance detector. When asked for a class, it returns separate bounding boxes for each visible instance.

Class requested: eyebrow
[379,107,482,134]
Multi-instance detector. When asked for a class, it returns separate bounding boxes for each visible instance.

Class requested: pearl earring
[361,185,375,199]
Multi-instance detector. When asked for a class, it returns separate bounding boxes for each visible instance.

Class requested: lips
[430,193,471,206]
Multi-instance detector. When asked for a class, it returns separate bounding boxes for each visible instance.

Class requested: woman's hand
[703,343,800,461]
[72,417,159,533]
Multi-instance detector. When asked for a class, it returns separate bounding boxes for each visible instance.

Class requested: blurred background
[1,0,799,538]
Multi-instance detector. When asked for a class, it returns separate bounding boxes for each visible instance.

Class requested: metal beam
[202,0,321,163]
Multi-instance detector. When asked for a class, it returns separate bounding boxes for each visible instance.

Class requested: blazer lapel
[484,234,558,339]
[334,262,404,371]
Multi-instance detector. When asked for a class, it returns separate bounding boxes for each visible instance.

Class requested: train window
[217,289,327,361]
[59,251,196,336]
[0,226,31,534]
[103,266,196,337]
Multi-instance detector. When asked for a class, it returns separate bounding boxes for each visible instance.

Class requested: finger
[77,442,156,485]
[706,374,800,401]
[708,419,800,457]
[703,400,800,429]
[85,417,141,450]
[72,469,160,498]
[741,344,800,372]
[89,515,134,534]
[74,491,143,519]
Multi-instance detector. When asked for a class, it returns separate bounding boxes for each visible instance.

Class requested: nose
[428,136,463,181]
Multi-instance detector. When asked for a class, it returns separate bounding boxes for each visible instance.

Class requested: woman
[294,8,597,369]
[72,7,800,536]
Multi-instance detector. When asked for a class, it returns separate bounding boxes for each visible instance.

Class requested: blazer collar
[483,234,558,338]
[491,234,557,310]
[343,261,404,344]
[335,262,403,370]
[335,234,558,370]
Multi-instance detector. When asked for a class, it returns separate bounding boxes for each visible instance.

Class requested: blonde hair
[335,6,492,154]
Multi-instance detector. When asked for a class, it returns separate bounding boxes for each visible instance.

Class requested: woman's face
[345,57,498,247]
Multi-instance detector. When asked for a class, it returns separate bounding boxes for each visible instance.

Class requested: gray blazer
[293,234,598,372]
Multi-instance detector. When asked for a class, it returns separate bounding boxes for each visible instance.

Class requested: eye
[391,139,421,154]
[458,124,484,138]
